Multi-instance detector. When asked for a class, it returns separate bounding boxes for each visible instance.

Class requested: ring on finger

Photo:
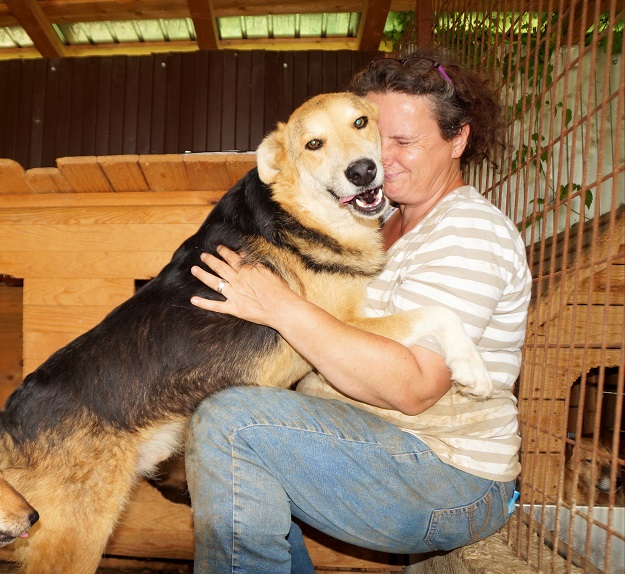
[216,279,228,294]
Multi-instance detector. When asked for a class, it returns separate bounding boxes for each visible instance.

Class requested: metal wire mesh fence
[432,1,624,572]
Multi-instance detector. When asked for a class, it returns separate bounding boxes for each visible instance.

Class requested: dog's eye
[306,139,323,151]
[354,116,368,129]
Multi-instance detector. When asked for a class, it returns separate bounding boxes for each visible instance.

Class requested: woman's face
[365,91,468,207]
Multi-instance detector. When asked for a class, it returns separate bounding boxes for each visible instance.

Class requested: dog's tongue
[340,195,356,205]
[19,532,29,538]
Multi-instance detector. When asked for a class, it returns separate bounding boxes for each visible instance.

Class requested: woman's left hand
[190,245,299,326]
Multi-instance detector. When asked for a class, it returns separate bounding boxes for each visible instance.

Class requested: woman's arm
[190,246,451,415]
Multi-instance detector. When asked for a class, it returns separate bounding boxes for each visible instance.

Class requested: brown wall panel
[0,50,379,170]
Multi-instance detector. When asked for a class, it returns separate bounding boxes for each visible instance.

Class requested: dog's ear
[257,123,286,184]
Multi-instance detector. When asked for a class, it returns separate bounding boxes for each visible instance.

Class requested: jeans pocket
[424,481,509,552]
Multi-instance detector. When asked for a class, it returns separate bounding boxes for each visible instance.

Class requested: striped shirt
[298,186,532,481]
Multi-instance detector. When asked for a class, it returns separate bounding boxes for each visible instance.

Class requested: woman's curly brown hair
[349,46,506,170]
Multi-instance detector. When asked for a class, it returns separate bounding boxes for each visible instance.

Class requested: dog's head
[567,437,624,496]
[0,473,39,547]
[257,92,386,222]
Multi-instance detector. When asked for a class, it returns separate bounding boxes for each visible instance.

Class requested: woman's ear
[451,124,471,159]
[256,123,286,184]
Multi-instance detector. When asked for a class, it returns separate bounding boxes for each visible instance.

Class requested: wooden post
[414,0,433,47]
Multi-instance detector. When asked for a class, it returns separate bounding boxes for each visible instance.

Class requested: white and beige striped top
[298,186,532,481]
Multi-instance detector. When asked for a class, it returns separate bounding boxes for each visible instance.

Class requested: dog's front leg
[348,307,493,398]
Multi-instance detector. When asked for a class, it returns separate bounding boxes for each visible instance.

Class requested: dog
[0,92,492,573]
[0,474,38,548]
[565,436,624,506]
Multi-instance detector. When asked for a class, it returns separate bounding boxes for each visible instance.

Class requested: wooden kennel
[518,208,625,504]
[0,153,405,571]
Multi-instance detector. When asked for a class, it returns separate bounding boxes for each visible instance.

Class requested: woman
[186,46,532,574]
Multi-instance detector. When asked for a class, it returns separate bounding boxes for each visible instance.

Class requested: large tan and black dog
[0,92,492,573]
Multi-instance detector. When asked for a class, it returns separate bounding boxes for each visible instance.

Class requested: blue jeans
[185,387,515,574]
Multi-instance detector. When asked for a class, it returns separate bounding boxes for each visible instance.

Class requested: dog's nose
[29,510,39,527]
[345,159,377,187]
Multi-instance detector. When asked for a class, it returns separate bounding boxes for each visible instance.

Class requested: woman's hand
[190,245,299,327]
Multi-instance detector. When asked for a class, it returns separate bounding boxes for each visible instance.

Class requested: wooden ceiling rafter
[357,0,392,51]
[4,0,67,58]
[187,0,219,50]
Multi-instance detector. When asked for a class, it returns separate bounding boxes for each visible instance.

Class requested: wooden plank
[67,58,86,158]
[250,50,268,147]
[221,51,238,151]
[0,251,171,280]
[29,59,48,168]
[97,155,150,193]
[108,56,126,155]
[150,54,169,154]
[0,190,224,208]
[535,304,623,348]
[122,57,141,155]
[136,56,155,154]
[519,453,562,503]
[519,347,622,400]
[182,155,232,191]
[53,61,73,162]
[105,480,194,560]
[0,205,209,226]
[140,154,191,191]
[95,57,113,156]
[575,265,624,305]
[322,51,338,94]
[206,51,224,152]
[178,53,196,155]
[80,57,101,157]
[0,223,197,252]
[25,167,74,193]
[0,159,32,194]
[235,50,253,151]
[0,283,23,406]
[23,331,88,368]
[264,51,281,134]
[164,53,182,155]
[24,277,134,306]
[23,304,119,334]
[226,155,257,185]
[15,59,34,169]
[518,398,566,453]
[56,156,112,193]
[192,51,210,153]
[41,59,61,168]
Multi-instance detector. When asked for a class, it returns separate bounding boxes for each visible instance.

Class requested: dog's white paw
[446,343,493,399]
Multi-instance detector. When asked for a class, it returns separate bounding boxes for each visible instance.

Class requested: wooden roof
[0,0,410,58]
[4,1,619,60]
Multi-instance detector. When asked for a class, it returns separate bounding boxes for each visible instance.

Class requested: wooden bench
[0,153,405,571]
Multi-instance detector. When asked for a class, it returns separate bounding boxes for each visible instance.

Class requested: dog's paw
[446,344,493,399]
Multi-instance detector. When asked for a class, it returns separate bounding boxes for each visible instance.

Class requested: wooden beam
[4,0,67,58]
[187,0,219,49]
[414,0,433,47]
[358,0,392,51]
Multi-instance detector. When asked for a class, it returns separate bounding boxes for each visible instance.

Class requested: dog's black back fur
[1,169,314,446]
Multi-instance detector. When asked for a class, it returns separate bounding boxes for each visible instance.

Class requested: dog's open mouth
[0,531,29,547]
[338,186,385,215]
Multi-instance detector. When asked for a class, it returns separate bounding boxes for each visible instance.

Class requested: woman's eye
[354,116,368,129]
[306,139,323,150]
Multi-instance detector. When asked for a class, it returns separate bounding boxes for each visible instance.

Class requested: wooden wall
[0,50,379,170]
